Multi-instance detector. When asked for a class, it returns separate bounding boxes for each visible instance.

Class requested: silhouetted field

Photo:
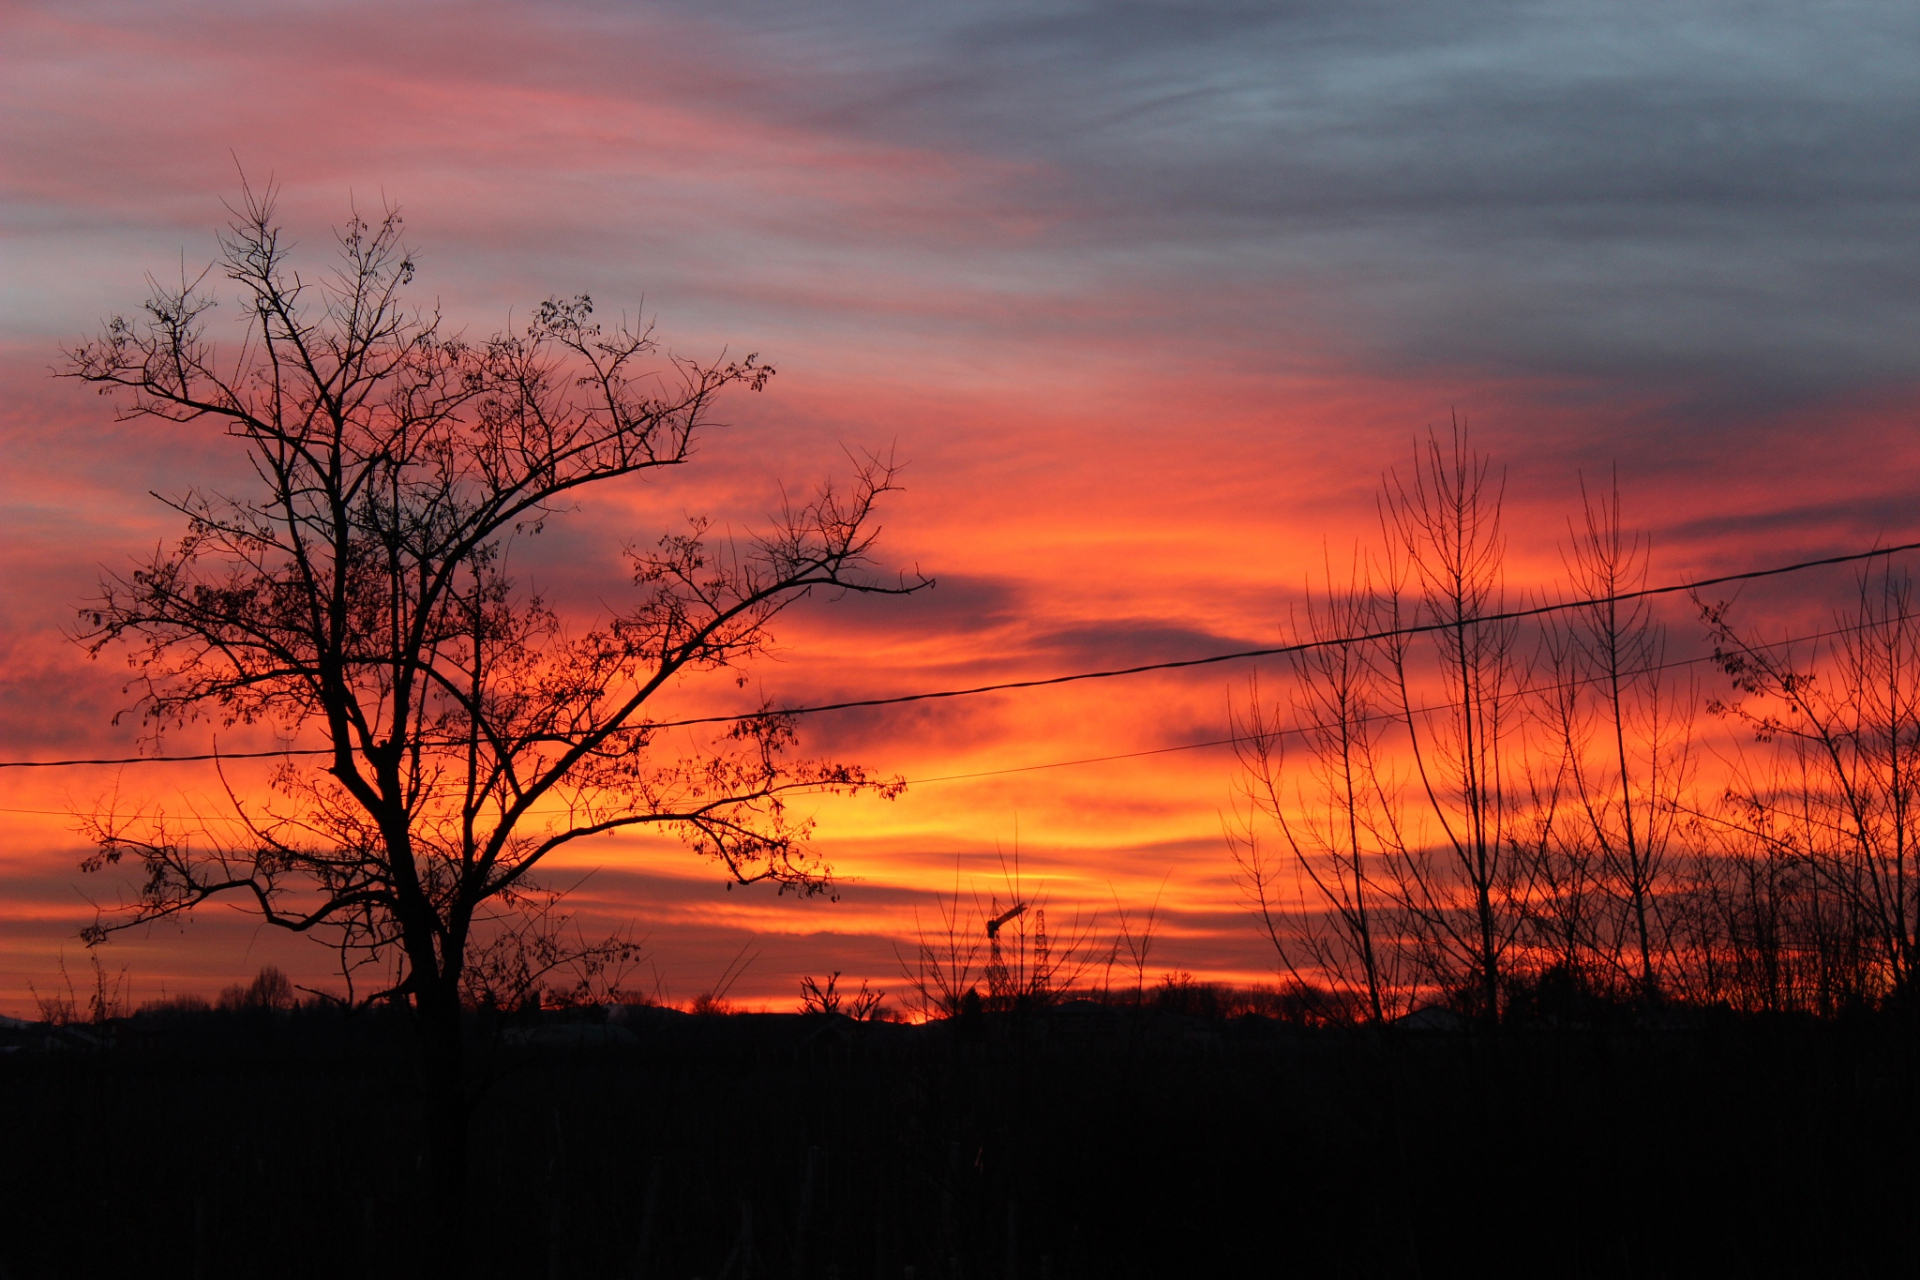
[1,1000,1914,1279]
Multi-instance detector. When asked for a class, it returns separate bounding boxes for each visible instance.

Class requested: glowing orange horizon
[7,2,1920,1016]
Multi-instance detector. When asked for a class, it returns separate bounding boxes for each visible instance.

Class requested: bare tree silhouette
[1375,424,1534,1022]
[1222,447,1920,1023]
[1109,871,1170,1008]
[61,184,927,1268]
[1701,562,1920,1009]
[1538,476,1694,1006]
[1228,557,1405,1024]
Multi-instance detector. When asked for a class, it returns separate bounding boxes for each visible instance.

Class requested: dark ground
[1,1002,1915,1279]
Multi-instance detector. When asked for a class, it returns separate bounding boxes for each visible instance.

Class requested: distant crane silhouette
[983,901,1025,1003]
[985,900,1051,1003]
[987,901,1028,941]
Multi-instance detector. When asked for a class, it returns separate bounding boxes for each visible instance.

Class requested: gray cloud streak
[614,0,1920,398]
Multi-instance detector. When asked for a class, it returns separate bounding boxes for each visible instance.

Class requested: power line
[804,605,1920,789]
[1,608,1906,824]
[3,536,1916,771]
[638,536,1920,731]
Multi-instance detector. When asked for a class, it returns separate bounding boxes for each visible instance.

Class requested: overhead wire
[1,535,1915,772]
[3,593,1911,831]
[612,536,1920,732]
[770,601,1920,790]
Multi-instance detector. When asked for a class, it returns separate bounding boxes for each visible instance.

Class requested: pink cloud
[6,0,1920,1013]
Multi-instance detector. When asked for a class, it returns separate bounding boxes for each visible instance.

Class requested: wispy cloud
[4,0,1919,1008]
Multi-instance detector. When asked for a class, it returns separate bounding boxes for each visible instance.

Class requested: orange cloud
[6,1,1920,1013]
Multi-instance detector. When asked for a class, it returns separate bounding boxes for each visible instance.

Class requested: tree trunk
[416,985,469,1280]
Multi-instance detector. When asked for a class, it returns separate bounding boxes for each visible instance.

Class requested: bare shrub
[798,971,887,1020]
[898,846,1103,1018]
[31,953,127,1026]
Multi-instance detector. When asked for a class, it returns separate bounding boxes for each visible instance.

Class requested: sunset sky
[4,0,1920,1014]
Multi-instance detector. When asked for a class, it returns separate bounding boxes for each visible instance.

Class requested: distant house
[1393,1004,1468,1033]
[0,1016,111,1054]
[0,1012,30,1054]
[501,1023,639,1049]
